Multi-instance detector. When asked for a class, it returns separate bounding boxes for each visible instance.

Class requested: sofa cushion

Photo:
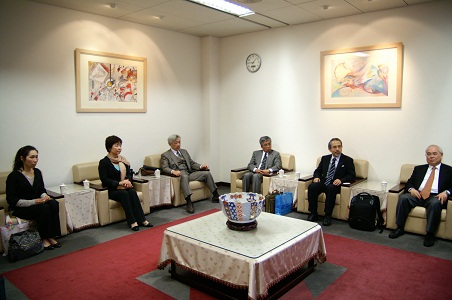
[73,162,100,183]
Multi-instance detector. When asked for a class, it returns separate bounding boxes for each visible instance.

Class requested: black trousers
[109,189,146,225]
[307,181,341,215]
[396,193,444,233]
[13,199,61,239]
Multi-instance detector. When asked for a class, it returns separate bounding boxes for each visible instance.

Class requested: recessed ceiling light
[322,5,329,10]
[107,3,116,9]
[187,0,254,17]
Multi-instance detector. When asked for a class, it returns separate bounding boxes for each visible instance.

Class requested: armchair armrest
[231,167,248,172]
[46,189,64,199]
[389,183,406,193]
[0,207,5,228]
[132,178,148,184]
[300,175,314,182]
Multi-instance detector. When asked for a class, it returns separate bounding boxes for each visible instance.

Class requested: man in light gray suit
[242,136,282,193]
[161,134,219,214]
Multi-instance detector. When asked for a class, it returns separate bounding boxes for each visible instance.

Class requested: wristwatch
[446,190,451,196]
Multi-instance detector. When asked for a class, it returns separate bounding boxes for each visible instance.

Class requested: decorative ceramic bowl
[219,192,265,224]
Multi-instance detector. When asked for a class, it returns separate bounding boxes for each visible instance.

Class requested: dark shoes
[389,228,404,239]
[141,221,153,228]
[44,245,54,250]
[131,226,139,231]
[323,215,332,226]
[307,213,319,222]
[186,201,195,214]
[423,233,435,247]
[51,242,62,248]
[211,196,219,203]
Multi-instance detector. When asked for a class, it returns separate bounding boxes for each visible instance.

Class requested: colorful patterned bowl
[219,192,265,224]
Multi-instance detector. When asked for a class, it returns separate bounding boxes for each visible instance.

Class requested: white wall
[218,0,452,184]
[1,0,451,188]
[0,0,204,186]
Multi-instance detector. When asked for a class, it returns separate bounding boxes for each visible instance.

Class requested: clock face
[246,54,261,73]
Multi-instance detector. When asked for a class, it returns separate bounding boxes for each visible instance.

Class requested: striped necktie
[325,157,336,185]
[259,153,267,170]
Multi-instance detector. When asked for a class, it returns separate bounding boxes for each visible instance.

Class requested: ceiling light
[187,0,254,17]
[322,5,329,10]
[107,3,116,9]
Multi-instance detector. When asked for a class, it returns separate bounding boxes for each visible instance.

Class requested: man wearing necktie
[307,138,356,226]
[161,134,219,214]
[389,145,452,247]
[242,136,282,193]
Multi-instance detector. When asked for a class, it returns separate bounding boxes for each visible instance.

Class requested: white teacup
[83,179,90,189]
[381,181,388,191]
[278,169,284,178]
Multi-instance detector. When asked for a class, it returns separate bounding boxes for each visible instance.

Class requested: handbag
[1,216,29,256]
[275,192,294,215]
[139,165,159,176]
[348,192,385,233]
[8,229,44,262]
[265,190,281,213]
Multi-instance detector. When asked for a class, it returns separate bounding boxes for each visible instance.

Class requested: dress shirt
[419,164,441,194]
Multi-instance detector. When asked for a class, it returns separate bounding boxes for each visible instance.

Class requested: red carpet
[3,212,452,300]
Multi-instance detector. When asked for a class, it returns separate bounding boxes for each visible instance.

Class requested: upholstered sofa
[296,158,369,221]
[143,154,211,207]
[386,164,452,240]
[72,162,150,226]
[0,171,68,253]
[230,153,296,196]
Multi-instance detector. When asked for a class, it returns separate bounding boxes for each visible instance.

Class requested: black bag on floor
[265,190,281,214]
[8,230,44,262]
[348,192,384,233]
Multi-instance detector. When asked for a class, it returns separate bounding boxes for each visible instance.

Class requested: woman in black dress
[6,145,61,250]
[98,135,152,231]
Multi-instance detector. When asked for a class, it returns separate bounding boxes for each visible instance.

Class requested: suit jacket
[405,163,452,195]
[247,150,282,172]
[161,149,201,175]
[6,168,47,210]
[98,156,132,191]
[313,154,356,183]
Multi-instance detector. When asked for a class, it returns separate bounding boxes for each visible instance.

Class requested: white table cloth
[140,175,174,208]
[269,173,300,205]
[48,184,99,232]
[158,211,326,300]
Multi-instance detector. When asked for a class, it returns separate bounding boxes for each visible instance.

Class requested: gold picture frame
[75,48,147,112]
[321,43,402,108]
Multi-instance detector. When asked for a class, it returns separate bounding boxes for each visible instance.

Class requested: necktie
[325,157,336,185]
[177,151,182,158]
[421,167,436,200]
[260,153,267,170]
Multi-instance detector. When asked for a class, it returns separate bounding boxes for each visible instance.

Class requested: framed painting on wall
[320,42,402,108]
[75,48,147,112]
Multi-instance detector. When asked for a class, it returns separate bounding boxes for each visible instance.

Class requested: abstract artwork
[321,43,402,108]
[76,49,147,112]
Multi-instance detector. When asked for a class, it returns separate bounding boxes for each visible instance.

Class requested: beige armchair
[297,158,368,220]
[230,153,296,196]
[0,171,68,253]
[72,162,150,226]
[143,154,210,207]
[387,164,452,240]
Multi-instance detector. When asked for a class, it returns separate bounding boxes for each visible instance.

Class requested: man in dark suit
[308,138,356,226]
[161,134,219,214]
[242,136,282,193]
[389,145,452,247]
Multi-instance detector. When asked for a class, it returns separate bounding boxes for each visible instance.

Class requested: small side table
[139,175,174,208]
[47,184,99,233]
[350,180,395,224]
[269,173,301,205]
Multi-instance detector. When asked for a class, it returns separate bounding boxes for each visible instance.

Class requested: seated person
[307,138,356,226]
[389,145,452,247]
[242,136,281,193]
[161,134,219,214]
[98,135,152,231]
[6,145,61,250]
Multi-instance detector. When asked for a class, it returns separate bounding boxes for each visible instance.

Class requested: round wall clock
[246,53,261,73]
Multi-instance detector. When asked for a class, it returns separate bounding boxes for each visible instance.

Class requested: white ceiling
[29,0,438,37]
